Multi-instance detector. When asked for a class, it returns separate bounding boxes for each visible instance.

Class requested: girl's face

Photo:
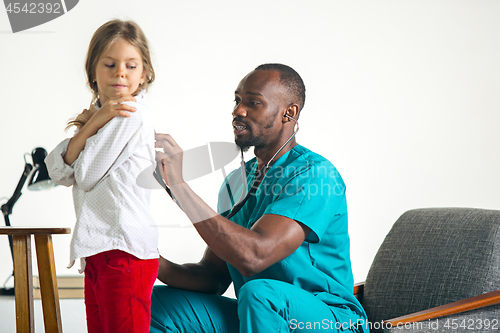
[94,38,145,105]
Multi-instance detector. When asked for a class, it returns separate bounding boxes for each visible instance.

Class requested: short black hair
[255,63,306,112]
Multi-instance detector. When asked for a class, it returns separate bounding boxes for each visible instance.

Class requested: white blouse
[46,94,159,271]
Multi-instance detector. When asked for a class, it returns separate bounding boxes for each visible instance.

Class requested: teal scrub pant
[150,279,363,333]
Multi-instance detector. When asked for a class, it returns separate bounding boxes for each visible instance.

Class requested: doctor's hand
[155,133,184,186]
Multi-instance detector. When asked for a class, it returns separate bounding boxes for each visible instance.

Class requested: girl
[46,19,158,333]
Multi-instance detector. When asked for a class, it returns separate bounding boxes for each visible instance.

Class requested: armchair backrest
[362,208,500,329]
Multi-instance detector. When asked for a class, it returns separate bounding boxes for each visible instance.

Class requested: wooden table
[0,227,71,333]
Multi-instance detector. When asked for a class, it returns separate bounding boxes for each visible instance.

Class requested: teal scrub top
[217,145,367,320]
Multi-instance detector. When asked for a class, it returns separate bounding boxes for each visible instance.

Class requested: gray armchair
[354,208,500,332]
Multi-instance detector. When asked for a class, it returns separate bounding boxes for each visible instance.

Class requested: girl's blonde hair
[67,19,155,129]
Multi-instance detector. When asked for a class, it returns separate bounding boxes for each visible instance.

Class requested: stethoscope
[153,114,299,218]
[153,154,182,209]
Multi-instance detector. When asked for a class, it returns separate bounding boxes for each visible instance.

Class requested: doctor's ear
[282,105,299,122]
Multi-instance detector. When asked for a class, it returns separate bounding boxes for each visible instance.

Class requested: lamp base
[0,287,14,296]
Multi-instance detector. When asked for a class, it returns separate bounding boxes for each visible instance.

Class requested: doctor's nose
[232,104,247,117]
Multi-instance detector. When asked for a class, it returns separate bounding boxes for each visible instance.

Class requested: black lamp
[0,147,57,295]
[27,148,57,191]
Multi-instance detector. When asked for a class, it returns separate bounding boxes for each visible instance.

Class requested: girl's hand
[155,133,185,186]
[85,94,137,131]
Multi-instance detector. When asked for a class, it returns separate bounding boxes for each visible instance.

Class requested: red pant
[84,250,158,333]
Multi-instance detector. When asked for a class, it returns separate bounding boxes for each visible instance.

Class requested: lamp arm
[1,163,33,217]
[1,163,33,267]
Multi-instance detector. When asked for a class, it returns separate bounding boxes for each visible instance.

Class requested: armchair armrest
[384,290,500,327]
[353,282,364,302]
[353,282,364,296]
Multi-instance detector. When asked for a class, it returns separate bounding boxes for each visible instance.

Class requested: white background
[1,0,499,291]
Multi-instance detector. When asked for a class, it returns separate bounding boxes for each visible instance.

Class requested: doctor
[152,63,369,333]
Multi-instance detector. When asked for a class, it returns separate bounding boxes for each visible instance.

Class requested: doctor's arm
[155,134,311,278]
[157,247,232,295]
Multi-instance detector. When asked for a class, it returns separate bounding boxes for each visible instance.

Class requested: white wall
[1,0,499,288]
